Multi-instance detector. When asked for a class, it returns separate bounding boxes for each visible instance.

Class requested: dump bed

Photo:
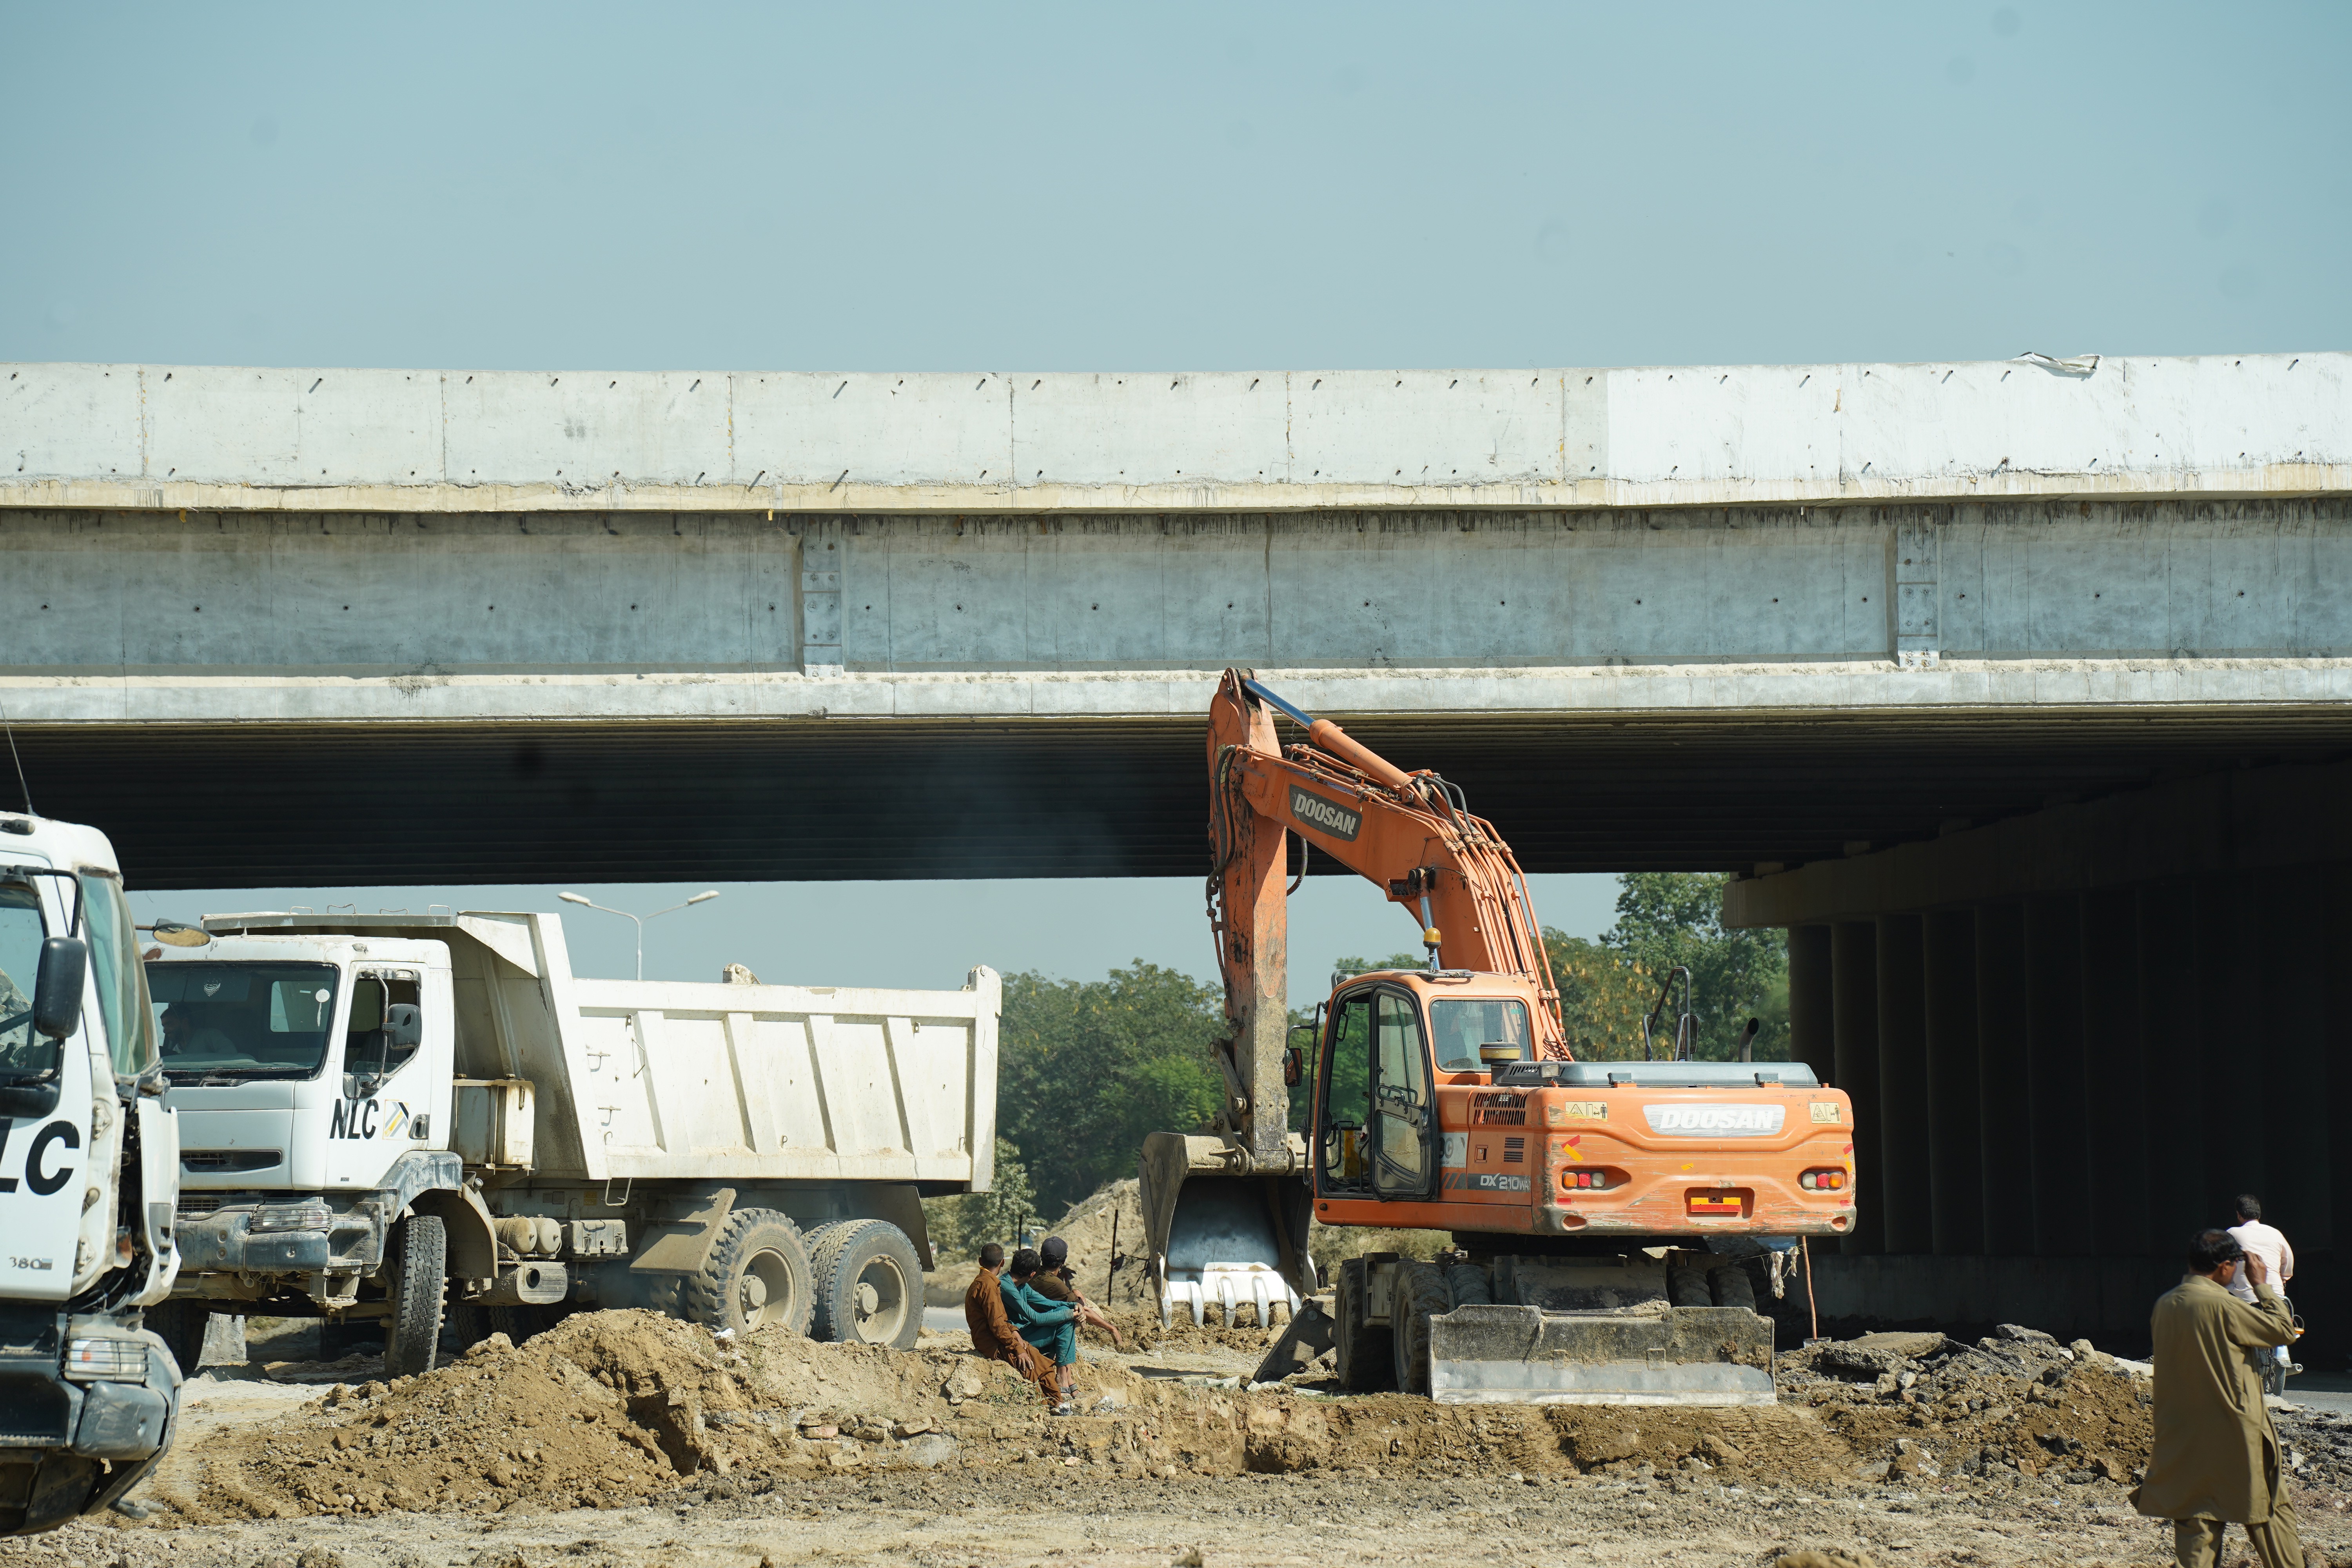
[199,909,1000,1191]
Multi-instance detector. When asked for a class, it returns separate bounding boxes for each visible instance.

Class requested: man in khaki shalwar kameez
[2132,1228,2314,1568]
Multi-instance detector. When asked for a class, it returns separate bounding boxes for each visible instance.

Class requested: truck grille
[176,1194,225,1216]
[182,1149,282,1174]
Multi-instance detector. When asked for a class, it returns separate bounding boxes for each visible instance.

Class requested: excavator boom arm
[1205,670,1567,1158]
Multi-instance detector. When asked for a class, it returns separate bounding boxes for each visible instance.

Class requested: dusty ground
[7,1310,2347,1568]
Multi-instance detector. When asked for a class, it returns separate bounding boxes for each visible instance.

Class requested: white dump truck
[147,910,998,1374]
[2,813,183,1536]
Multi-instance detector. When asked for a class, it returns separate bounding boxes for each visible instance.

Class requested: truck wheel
[1334,1257,1395,1391]
[488,1305,551,1345]
[1390,1261,1451,1396]
[384,1213,448,1378]
[1667,1262,1713,1308]
[808,1220,922,1349]
[147,1300,211,1375]
[442,1299,488,1354]
[1710,1262,1759,1312]
[682,1207,814,1336]
[1444,1263,1494,1307]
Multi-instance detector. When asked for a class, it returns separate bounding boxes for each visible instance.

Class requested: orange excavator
[1138,670,1858,1403]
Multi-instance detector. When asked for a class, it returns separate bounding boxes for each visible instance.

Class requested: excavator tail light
[1801,1168,1845,1191]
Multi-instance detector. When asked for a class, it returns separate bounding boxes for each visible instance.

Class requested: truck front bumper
[173,1194,389,1278]
[0,1312,182,1535]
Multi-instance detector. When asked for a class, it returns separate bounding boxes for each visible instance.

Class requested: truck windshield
[0,881,50,1078]
[147,961,341,1082]
[1428,997,1533,1071]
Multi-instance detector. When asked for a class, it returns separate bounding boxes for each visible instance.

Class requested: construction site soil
[8,1309,2347,1568]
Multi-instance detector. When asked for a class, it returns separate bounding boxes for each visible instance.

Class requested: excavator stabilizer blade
[1137,1132,1313,1327]
[1428,1305,1777,1406]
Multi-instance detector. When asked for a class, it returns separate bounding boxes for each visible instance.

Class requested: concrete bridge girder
[4,501,2348,691]
[5,354,2347,515]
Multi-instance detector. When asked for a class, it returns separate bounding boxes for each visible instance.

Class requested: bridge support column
[1875,914,1932,1254]
[1974,903,2032,1256]
[2147,881,2208,1252]
[2024,895,2089,1258]
[1831,920,1882,1254]
[2197,878,2264,1225]
[1787,924,1834,1086]
[1921,907,1983,1255]
[2080,887,2151,1258]
[2258,871,2333,1254]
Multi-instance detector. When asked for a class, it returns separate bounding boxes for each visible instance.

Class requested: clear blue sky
[15,2,2347,991]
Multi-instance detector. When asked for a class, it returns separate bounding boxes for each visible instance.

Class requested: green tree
[1600,872,1788,1060]
[923,1137,1037,1259]
[1544,930,1658,1059]
[994,962,1226,1213]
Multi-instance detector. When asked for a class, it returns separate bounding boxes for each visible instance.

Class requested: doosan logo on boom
[1289,787,1362,842]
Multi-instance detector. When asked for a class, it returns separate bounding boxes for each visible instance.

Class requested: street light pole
[556,889,721,981]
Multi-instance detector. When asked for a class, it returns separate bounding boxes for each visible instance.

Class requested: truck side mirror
[33,937,87,1040]
[1282,1047,1303,1088]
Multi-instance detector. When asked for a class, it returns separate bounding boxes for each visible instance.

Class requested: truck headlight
[65,1337,152,1382]
[252,1201,334,1234]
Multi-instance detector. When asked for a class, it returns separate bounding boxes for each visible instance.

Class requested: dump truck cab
[0,813,183,1536]
[1310,968,1856,1241]
[154,931,463,1333]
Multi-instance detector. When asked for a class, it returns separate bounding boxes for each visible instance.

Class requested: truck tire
[1334,1257,1394,1392]
[1444,1263,1493,1307]
[1390,1261,1452,1396]
[808,1219,922,1349]
[1667,1261,1713,1308]
[1710,1262,1759,1312]
[442,1298,488,1355]
[488,1305,552,1345]
[384,1212,448,1378]
[148,1299,211,1375]
[681,1207,814,1337]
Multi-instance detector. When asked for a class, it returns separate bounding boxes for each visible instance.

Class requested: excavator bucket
[1426,1256,1776,1406]
[1138,1132,1314,1327]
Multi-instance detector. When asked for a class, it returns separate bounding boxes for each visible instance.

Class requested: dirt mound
[1106,1306,1276,1354]
[1779,1328,2154,1485]
[192,1310,1077,1520]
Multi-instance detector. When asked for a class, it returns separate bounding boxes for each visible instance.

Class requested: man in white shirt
[2227,1194,2297,1377]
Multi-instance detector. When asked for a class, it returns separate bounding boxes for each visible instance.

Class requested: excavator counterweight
[1141,670,1858,1403]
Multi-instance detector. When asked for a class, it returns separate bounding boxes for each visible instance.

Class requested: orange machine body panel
[1301,969,1857,1243]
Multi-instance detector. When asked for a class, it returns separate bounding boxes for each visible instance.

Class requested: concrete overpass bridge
[5,350,2350,1346]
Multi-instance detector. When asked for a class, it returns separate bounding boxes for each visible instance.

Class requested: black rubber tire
[383,1213,448,1378]
[148,1299,211,1375]
[808,1219,922,1349]
[1710,1262,1759,1312]
[1390,1260,1451,1396]
[679,1207,814,1337]
[441,1298,488,1355]
[1666,1262,1713,1308]
[1334,1258,1395,1392]
[488,1304,553,1345]
[1444,1263,1494,1307]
